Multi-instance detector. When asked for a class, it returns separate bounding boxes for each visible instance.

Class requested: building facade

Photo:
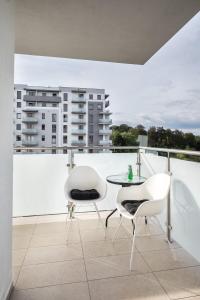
[13,84,112,153]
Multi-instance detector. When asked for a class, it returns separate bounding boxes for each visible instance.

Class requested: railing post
[167,152,172,243]
[137,148,141,177]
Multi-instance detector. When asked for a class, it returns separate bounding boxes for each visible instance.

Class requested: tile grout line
[77,216,92,300]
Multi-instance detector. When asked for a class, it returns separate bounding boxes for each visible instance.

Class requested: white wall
[0,1,14,299]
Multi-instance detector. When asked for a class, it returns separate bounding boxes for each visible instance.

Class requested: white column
[0,1,14,299]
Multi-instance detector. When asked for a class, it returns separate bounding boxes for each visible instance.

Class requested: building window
[17,91,21,99]
[63,125,67,133]
[79,103,84,108]
[79,114,84,119]
[16,124,21,130]
[52,93,57,97]
[63,136,67,144]
[89,94,93,100]
[97,94,101,100]
[17,113,21,119]
[17,102,21,108]
[41,135,45,141]
[79,93,84,98]
[42,103,46,107]
[52,113,57,122]
[28,102,35,107]
[42,113,45,119]
[78,136,84,141]
[52,103,57,107]
[97,104,102,109]
[89,135,93,143]
[42,124,45,130]
[52,124,56,133]
[52,135,56,144]
[52,149,56,154]
[89,125,93,132]
[42,92,46,96]
[79,125,84,130]
[89,104,93,109]
[28,91,36,96]
[63,148,67,154]
[89,115,93,122]
[27,112,33,117]
[63,104,68,112]
[63,93,68,101]
[63,114,67,122]
[16,135,21,141]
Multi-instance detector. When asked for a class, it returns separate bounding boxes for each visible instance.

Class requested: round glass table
[105,173,146,227]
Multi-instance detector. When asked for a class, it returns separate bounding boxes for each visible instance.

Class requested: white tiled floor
[11,212,200,300]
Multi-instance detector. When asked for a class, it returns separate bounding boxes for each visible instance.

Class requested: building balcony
[22,128,38,135]
[24,95,61,103]
[71,129,86,135]
[99,110,112,115]
[22,139,38,146]
[23,108,38,113]
[71,108,86,114]
[71,118,86,124]
[99,129,112,135]
[71,98,86,103]
[12,146,200,300]
[22,117,38,123]
[71,140,86,146]
[99,140,112,145]
[99,118,112,125]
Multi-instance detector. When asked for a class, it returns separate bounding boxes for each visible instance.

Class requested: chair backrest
[135,173,171,217]
[144,173,171,201]
[64,166,104,198]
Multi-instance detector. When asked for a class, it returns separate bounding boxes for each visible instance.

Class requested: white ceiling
[15,0,200,64]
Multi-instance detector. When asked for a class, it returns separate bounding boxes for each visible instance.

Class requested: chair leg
[130,221,136,271]
[112,216,123,243]
[66,202,76,245]
[93,202,104,229]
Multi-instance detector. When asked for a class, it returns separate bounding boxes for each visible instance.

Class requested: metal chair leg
[130,221,136,271]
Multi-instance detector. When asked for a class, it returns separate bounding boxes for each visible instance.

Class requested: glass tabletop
[106,174,146,186]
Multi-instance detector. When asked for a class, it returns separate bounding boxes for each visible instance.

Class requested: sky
[14,12,200,134]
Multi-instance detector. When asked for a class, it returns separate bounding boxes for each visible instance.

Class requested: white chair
[64,166,107,222]
[113,173,171,270]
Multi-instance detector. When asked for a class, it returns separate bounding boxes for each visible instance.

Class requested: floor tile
[13,217,38,226]
[89,273,169,300]
[12,249,27,267]
[80,226,130,242]
[36,214,68,224]
[11,282,90,300]
[155,266,200,299]
[85,253,151,280]
[13,235,32,250]
[83,239,133,258]
[24,244,83,265]
[15,259,86,289]
[136,234,175,252]
[142,248,199,271]
[13,224,35,236]
[13,266,21,285]
[34,222,77,235]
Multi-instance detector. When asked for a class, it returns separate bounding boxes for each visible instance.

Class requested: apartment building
[13,84,112,153]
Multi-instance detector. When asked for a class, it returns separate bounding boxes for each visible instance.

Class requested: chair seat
[121,199,148,215]
[70,189,100,201]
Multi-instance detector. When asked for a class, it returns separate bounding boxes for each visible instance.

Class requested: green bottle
[128,165,133,180]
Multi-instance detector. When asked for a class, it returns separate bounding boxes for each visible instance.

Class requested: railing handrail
[13,145,200,157]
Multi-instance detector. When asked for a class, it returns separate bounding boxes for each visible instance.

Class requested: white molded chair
[64,166,107,222]
[113,173,171,270]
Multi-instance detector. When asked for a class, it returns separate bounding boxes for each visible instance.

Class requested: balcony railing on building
[22,117,38,123]
[71,118,86,124]
[99,118,112,125]
[71,140,86,146]
[22,128,38,135]
[71,108,86,114]
[99,110,112,115]
[71,129,86,135]
[99,140,112,145]
[99,129,112,135]
[22,139,38,146]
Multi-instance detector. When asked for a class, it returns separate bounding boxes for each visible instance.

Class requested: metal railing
[13,145,200,243]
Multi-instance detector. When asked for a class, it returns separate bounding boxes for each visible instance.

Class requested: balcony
[99,129,112,135]
[23,108,38,113]
[99,140,112,145]
[12,146,200,300]
[72,118,86,124]
[22,128,38,135]
[99,109,112,115]
[22,117,38,123]
[71,129,86,135]
[23,95,61,103]
[71,98,86,103]
[71,140,86,146]
[71,108,86,114]
[99,118,112,125]
[22,139,38,146]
